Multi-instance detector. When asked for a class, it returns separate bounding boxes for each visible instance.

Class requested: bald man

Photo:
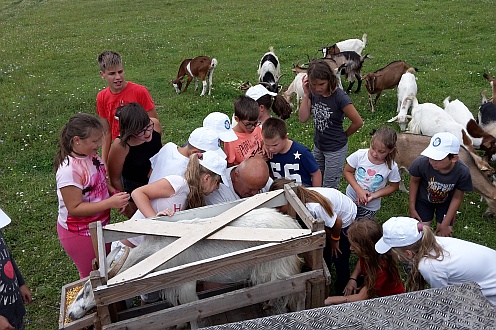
[205,156,273,204]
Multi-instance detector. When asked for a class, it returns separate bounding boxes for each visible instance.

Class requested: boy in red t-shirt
[96,50,158,163]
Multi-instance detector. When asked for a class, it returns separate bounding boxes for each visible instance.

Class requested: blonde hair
[184,154,221,209]
[370,126,398,169]
[392,225,445,291]
[269,178,334,218]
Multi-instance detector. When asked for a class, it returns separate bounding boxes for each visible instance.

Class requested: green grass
[1,0,496,328]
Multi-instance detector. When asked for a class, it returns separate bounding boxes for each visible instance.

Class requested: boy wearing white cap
[408,132,472,237]
[375,216,496,306]
[0,208,32,329]
[148,127,226,184]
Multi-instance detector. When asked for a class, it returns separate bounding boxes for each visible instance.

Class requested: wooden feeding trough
[59,184,328,330]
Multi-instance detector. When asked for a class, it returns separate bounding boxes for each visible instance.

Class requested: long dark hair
[347,220,402,298]
[54,113,105,171]
[115,102,150,146]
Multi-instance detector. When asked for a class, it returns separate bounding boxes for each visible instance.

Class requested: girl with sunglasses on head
[107,102,162,218]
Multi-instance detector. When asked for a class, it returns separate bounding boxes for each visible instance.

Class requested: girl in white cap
[375,216,496,306]
[124,151,228,248]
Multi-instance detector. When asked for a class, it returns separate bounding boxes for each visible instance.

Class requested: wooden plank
[91,272,111,328]
[103,220,311,243]
[94,232,326,305]
[89,222,99,268]
[108,190,284,285]
[305,276,327,310]
[283,184,324,232]
[96,221,107,280]
[152,193,288,221]
[102,271,322,330]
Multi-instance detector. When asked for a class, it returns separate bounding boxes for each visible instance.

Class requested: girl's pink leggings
[57,222,110,279]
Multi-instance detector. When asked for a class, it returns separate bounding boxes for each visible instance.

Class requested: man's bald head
[232,157,269,198]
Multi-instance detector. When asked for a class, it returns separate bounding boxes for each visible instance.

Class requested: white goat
[443,96,481,148]
[321,33,367,57]
[388,68,417,130]
[67,208,303,328]
[283,72,305,109]
[407,100,493,173]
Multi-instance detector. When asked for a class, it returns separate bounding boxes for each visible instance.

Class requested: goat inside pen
[59,188,328,330]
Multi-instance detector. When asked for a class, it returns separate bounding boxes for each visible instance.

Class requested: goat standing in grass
[363,61,416,112]
[258,47,282,93]
[388,67,417,131]
[170,56,217,96]
[320,33,368,57]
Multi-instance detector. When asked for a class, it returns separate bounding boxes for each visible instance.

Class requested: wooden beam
[101,271,323,330]
[103,220,311,243]
[96,221,107,280]
[94,232,326,306]
[108,190,284,285]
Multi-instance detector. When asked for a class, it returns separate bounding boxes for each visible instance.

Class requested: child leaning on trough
[0,208,32,330]
[408,132,472,237]
[299,59,363,189]
[96,50,158,163]
[375,216,496,306]
[343,126,401,220]
[325,219,405,305]
[262,117,322,187]
[269,178,357,296]
[223,95,264,167]
[55,113,130,278]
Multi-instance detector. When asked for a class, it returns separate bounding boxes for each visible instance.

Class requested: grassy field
[1,0,495,328]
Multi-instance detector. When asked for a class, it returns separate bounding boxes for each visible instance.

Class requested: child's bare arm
[60,186,129,217]
[311,169,322,187]
[409,176,422,221]
[368,181,400,202]
[299,76,311,122]
[343,164,369,204]
[437,189,464,236]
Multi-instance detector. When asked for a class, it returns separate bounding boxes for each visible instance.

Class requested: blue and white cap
[421,132,460,161]
[203,112,238,142]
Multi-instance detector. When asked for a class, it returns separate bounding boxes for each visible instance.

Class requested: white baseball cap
[188,127,226,158]
[198,150,229,187]
[375,217,423,254]
[203,112,238,142]
[245,84,277,101]
[421,132,460,161]
[0,208,12,229]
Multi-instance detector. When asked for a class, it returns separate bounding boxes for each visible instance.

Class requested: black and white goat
[170,56,217,96]
[320,33,367,57]
[67,208,303,328]
[258,47,282,93]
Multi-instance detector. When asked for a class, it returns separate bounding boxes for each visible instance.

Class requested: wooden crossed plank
[103,220,310,243]
[108,190,283,285]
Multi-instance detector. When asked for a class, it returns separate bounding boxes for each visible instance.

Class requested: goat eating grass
[170,56,217,96]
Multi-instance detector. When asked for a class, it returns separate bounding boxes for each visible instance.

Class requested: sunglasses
[136,121,154,137]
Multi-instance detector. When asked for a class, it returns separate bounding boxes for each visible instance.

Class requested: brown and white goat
[323,52,370,93]
[395,133,496,216]
[170,56,217,96]
[363,61,416,112]
[320,33,368,57]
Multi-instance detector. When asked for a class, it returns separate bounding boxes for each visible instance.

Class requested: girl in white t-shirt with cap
[375,216,496,306]
[123,151,228,247]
